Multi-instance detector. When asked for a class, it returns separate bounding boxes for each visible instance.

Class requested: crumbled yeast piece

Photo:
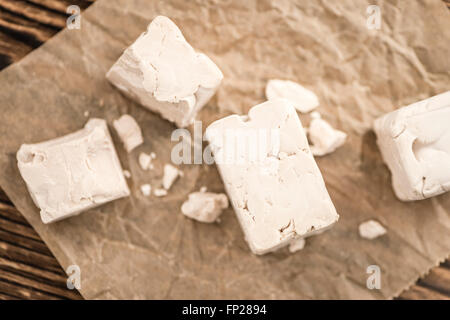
[288,238,306,253]
[138,152,153,170]
[154,188,168,197]
[359,220,387,240]
[162,164,181,190]
[308,112,347,156]
[16,119,130,224]
[265,79,319,113]
[140,184,152,196]
[181,191,229,223]
[106,16,223,128]
[123,170,131,178]
[374,90,450,201]
[113,114,143,153]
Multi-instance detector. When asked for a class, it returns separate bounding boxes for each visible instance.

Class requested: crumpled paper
[0,0,449,299]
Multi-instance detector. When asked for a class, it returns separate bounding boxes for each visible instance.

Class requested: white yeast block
[374,91,450,201]
[205,99,339,254]
[17,119,130,224]
[106,16,223,128]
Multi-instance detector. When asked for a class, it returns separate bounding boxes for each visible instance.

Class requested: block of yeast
[205,99,339,254]
[17,119,130,224]
[374,91,450,201]
[107,16,223,128]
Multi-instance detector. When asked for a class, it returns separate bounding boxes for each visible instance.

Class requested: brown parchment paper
[0,0,449,299]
